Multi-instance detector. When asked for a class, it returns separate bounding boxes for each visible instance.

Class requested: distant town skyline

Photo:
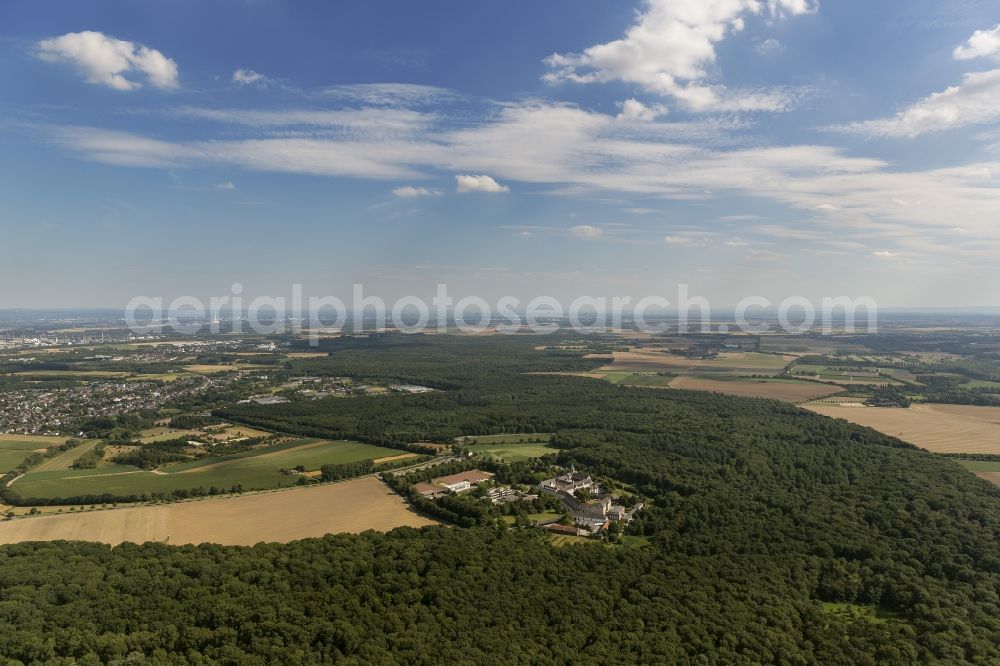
[2,1,999,307]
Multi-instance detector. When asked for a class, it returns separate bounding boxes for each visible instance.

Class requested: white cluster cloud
[543,0,815,112]
[392,186,435,197]
[37,31,178,90]
[617,98,668,121]
[756,38,784,55]
[232,68,269,86]
[455,174,509,193]
[954,23,1000,61]
[570,224,603,238]
[663,235,694,245]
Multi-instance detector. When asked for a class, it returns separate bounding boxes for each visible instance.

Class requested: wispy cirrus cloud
[39,98,1000,251]
[170,106,435,136]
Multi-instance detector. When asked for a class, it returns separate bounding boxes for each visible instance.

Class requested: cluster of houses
[538,467,643,537]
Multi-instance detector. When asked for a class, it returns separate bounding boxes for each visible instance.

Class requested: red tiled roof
[432,470,494,486]
[545,523,578,535]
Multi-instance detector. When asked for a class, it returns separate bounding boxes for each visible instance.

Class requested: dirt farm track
[0,477,439,546]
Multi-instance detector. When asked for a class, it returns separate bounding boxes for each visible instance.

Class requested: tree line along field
[6,438,405,503]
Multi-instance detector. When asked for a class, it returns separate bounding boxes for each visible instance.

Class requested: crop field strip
[668,376,844,402]
[30,439,98,472]
[8,438,405,501]
[0,477,440,546]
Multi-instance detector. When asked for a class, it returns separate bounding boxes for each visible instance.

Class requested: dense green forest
[3,334,1000,663]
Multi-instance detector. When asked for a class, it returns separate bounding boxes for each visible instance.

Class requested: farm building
[413,482,447,499]
[415,470,494,496]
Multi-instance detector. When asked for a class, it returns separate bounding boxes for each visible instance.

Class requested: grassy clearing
[214,426,273,439]
[139,428,202,443]
[9,439,403,501]
[618,535,652,549]
[502,510,562,526]
[822,602,905,625]
[0,451,36,473]
[460,435,557,462]
[468,444,557,461]
[956,460,1000,473]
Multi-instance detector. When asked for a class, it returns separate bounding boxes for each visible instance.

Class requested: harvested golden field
[0,434,66,446]
[285,352,330,359]
[804,403,1000,454]
[373,453,419,465]
[0,477,439,546]
[604,351,792,376]
[139,427,201,443]
[669,377,842,403]
[974,472,1000,488]
[214,426,273,440]
[606,351,701,372]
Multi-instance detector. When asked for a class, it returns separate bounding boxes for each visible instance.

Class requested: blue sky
[1,0,999,308]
